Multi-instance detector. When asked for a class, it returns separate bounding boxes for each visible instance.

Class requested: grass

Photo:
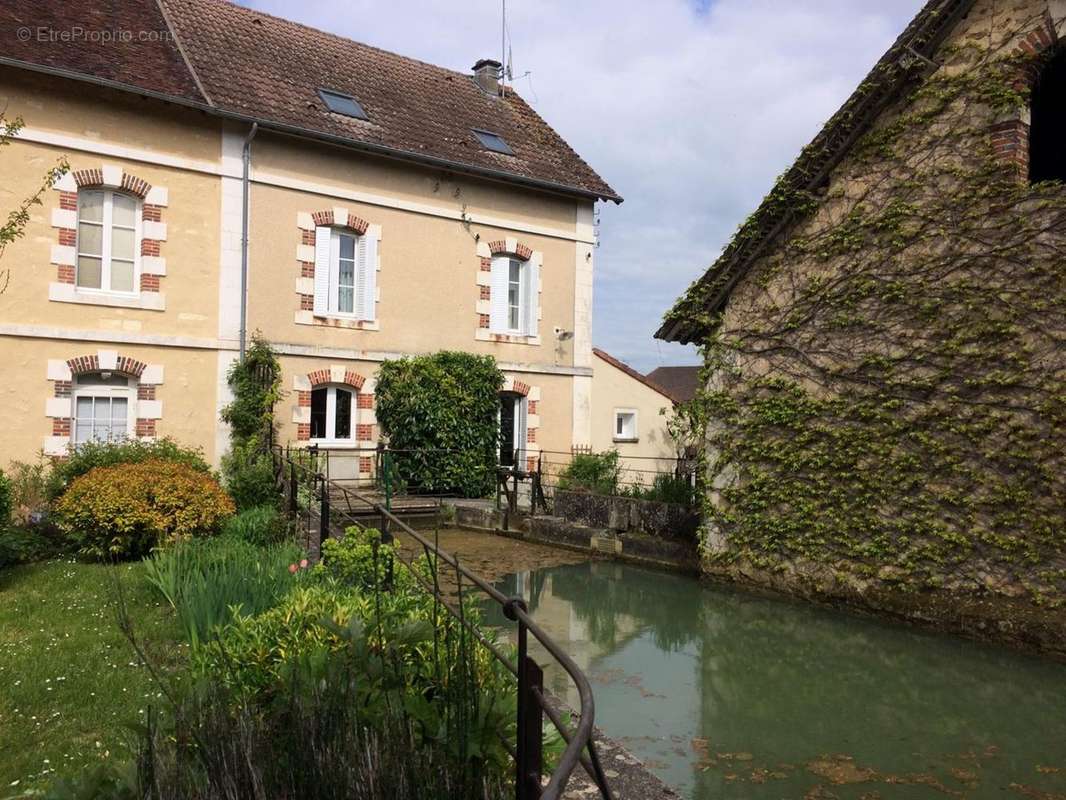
[0,559,184,792]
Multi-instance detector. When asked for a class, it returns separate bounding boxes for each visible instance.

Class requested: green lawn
[0,560,184,792]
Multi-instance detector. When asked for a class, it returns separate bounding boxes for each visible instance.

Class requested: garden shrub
[46,437,210,500]
[319,527,416,593]
[5,456,49,523]
[557,450,621,496]
[0,468,10,527]
[144,534,303,647]
[221,503,287,546]
[621,473,697,506]
[375,351,503,497]
[221,436,279,511]
[220,334,282,443]
[56,460,235,560]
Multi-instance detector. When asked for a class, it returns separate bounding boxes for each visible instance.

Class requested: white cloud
[243,0,925,371]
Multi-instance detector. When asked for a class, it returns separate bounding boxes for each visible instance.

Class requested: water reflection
[489,561,1066,800]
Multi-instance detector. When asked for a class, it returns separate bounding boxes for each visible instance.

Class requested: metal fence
[271,444,614,800]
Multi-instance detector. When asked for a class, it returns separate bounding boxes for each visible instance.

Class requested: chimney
[472,59,502,95]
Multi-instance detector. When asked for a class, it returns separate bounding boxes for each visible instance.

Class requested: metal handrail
[271,444,614,800]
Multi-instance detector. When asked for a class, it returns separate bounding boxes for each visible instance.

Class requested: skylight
[472,129,513,155]
[318,88,368,120]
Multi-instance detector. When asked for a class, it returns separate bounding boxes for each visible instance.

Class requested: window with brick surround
[73,373,135,445]
[77,190,140,294]
[489,255,538,336]
[1030,49,1066,184]
[313,226,376,320]
[310,384,354,443]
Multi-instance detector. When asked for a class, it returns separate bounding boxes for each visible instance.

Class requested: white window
[73,374,135,445]
[310,385,354,443]
[499,392,528,467]
[614,409,638,442]
[313,226,377,320]
[489,255,538,336]
[77,190,139,294]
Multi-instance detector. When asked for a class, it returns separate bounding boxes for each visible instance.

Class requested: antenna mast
[501,0,507,96]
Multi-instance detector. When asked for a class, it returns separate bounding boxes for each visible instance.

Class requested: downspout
[239,122,258,360]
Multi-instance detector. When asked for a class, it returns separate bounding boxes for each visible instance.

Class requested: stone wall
[553,490,699,541]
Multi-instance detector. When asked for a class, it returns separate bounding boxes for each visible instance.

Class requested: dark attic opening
[1029,48,1066,184]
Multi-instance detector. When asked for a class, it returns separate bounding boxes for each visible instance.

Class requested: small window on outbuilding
[472,129,513,155]
[318,88,368,120]
[1029,49,1066,183]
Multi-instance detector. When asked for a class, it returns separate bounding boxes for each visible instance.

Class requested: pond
[486,560,1066,800]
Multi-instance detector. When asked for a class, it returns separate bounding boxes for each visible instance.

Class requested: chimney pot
[472,58,501,95]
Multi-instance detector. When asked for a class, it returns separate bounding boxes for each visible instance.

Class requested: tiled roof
[656,0,974,343]
[645,366,700,404]
[593,348,676,403]
[0,0,619,203]
[0,0,206,102]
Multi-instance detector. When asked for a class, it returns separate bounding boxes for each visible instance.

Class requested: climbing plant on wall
[375,351,504,498]
[671,14,1066,604]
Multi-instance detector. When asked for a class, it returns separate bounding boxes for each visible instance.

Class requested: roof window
[472,128,513,155]
[318,88,368,120]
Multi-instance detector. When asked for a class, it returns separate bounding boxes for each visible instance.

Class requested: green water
[488,561,1066,800]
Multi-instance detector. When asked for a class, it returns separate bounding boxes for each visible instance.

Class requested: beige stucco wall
[0,336,220,471]
[591,353,676,484]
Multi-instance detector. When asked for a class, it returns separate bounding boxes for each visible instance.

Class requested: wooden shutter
[489,257,508,332]
[313,226,331,316]
[524,260,539,337]
[359,232,377,321]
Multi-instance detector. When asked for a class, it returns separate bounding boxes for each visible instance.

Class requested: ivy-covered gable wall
[691,0,1066,610]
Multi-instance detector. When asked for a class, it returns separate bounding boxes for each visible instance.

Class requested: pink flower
[288,564,298,574]
[300,559,309,569]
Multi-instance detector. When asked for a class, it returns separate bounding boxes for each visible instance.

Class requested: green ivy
[670,16,1066,605]
[375,351,504,498]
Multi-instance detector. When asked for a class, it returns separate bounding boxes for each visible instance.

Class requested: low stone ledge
[553,489,699,540]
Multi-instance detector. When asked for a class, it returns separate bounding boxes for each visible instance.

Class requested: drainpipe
[239,122,258,360]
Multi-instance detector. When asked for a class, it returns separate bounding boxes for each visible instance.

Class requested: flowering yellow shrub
[56,459,235,559]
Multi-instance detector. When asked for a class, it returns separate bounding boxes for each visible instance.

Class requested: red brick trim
[360,456,373,474]
[991,118,1029,170]
[66,354,147,378]
[72,168,152,199]
[307,369,366,390]
[356,423,374,441]
[310,209,369,234]
[487,240,533,261]
[357,393,374,409]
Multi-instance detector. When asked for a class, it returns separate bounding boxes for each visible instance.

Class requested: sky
[242,0,926,372]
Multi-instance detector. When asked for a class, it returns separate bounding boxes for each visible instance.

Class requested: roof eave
[0,56,623,205]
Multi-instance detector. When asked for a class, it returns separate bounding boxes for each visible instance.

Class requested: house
[656,0,1066,616]
[0,0,619,479]
[590,349,678,486]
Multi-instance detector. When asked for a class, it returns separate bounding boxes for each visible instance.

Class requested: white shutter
[359,232,377,321]
[313,226,331,316]
[489,257,508,332]
[517,397,528,466]
[524,260,539,337]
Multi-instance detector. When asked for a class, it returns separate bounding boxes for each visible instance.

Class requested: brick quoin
[479,285,491,300]
[526,456,537,473]
[141,239,161,257]
[138,385,156,400]
[301,230,315,246]
[141,274,161,292]
[300,294,314,310]
[480,257,492,272]
[297,391,311,407]
[142,204,163,222]
[52,418,71,436]
[478,313,490,329]
[136,418,156,437]
[357,393,374,409]
[58,228,76,246]
[53,381,72,398]
[360,456,373,474]
[991,119,1030,170]
[56,265,75,284]
[356,424,374,442]
[300,261,315,277]
[59,192,78,211]
[527,400,538,415]
[297,423,311,441]
[527,428,537,444]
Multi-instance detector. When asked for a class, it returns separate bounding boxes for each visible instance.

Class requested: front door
[500,393,518,466]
